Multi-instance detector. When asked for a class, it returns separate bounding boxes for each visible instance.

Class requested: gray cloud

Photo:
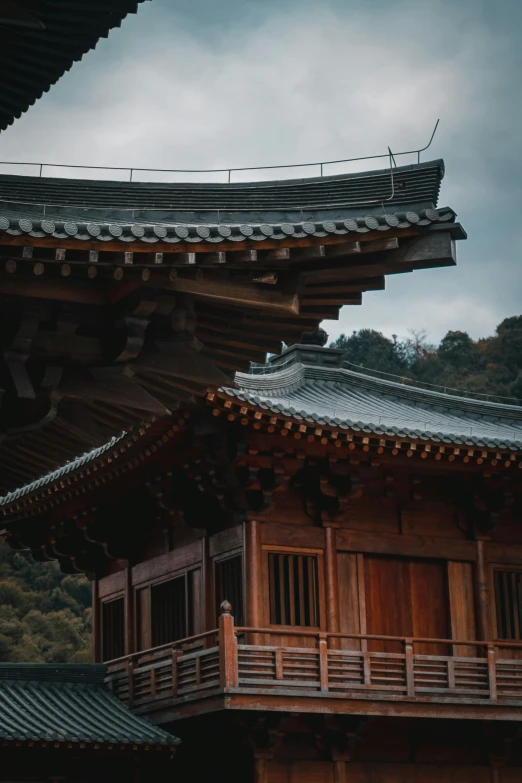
[0,0,520,343]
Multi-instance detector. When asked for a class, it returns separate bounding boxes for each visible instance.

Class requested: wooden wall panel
[337,530,476,562]
[448,561,477,655]
[268,762,491,783]
[262,522,325,550]
[132,540,202,586]
[209,526,243,557]
[401,502,464,539]
[338,497,400,534]
[98,571,125,598]
[337,552,361,650]
[410,559,449,655]
[365,555,450,654]
[268,760,333,783]
[365,555,412,653]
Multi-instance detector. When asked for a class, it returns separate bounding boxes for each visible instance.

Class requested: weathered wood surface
[105,619,522,718]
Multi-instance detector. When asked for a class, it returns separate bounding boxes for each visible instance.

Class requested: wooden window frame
[100,593,125,662]
[134,565,203,651]
[213,548,244,626]
[489,563,522,641]
[262,546,326,631]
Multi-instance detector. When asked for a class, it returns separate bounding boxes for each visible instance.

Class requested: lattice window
[102,597,124,661]
[215,554,243,625]
[151,576,187,646]
[268,552,319,627]
[494,569,522,640]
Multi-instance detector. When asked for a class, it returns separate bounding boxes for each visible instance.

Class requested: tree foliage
[330,315,522,402]
[0,542,91,663]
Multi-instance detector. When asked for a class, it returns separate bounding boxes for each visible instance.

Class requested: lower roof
[224,346,522,451]
[0,664,179,747]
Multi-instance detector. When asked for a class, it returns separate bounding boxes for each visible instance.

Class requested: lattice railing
[105,604,522,709]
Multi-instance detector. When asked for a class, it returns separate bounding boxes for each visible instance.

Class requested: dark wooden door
[364,555,449,654]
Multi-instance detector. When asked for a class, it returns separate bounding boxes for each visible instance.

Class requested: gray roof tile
[225,361,522,450]
[0,664,179,746]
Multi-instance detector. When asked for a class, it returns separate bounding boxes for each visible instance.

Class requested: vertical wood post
[319,634,329,692]
[333,760,347,783]
[201,536,213,635]
[91,578,101,663]
[245,519,263,644]
[219,600,238,689]
[475,540,491,642]
[172,650,179,698]
[124,564,134,657]
[127,659,135,706]
[324,525,341,649]
[356,553,368,654]
[254,758,268,783]
[404,638,415,697]
[487,644,497,701]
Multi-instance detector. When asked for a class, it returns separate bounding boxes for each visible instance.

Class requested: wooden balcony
[105,605,522,723]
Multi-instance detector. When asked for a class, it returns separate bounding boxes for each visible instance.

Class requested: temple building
[4,5,521,782]
[2,334,522,782]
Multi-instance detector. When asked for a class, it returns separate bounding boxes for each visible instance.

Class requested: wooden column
[475,539,491,641]
[254,759,267,783]
[324,525,341,647]
[124,564,134,656]
[245,520,263,641]
[201,535,213,632]
[91,578,101,663]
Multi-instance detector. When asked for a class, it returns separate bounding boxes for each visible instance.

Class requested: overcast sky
[1,0,520,345]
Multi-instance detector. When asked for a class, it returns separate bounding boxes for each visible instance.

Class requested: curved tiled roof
[0,434,126,506]
[0,160,451,245]
[224,356,522,451]
[0,664,179,747]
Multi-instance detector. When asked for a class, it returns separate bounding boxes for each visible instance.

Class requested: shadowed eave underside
[0,1,148,132]
[0,160,465,494]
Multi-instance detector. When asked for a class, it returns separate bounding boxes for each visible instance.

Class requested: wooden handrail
[234,627,522,649]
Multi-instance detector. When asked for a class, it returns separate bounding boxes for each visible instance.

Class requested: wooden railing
[105,604,522,710]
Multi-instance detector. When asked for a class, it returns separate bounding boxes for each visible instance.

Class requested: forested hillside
[331,315,522,402]
[0,543,91,663]
[0,315,520,664]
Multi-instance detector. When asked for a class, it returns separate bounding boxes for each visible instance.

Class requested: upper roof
[0,1,148,132]
[0,160,449,244]
[0,663,179,747]
[223,345,522,451]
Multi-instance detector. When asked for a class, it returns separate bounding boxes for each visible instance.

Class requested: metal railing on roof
[340,361,522,407]
[0,122,439,184]
[248,356,522,408]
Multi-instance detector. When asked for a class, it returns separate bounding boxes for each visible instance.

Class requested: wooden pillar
[324,525,341,645]
[124,564,134,656]
[91,578,101,663]
[245,520,263,628]
[333,760,347,783]
[253,759,267,783]
[201,535,214,631]
[475,539,491,641]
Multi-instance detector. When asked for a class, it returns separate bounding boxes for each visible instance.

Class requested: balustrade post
[219,600,238,689]
[319,634,329,692]
[404,638,415,697]
[487,644,497,701]
[172,649,180,698]
[127,659,135,706]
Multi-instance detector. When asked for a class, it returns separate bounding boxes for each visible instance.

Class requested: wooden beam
[156,275,300,314]
[60,369,170,414]
[0,276,105,306]
[131,348,231,386]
